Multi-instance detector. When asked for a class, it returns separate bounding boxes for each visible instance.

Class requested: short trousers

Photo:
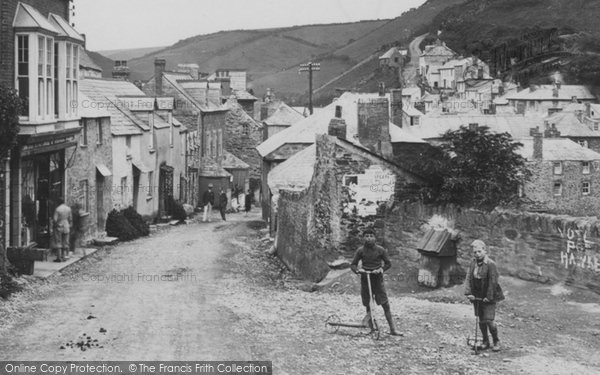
[360,273,388,306]
[54,231,69,249]
[473,301,496,321]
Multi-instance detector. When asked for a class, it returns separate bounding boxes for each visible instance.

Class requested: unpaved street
[1,213,600,374]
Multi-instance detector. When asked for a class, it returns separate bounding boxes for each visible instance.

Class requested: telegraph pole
[299,61,320,115]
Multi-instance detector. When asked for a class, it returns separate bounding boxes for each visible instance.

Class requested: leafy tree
[0,84,21,158]
[416,125,530,210]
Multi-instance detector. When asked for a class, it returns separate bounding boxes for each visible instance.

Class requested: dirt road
[1,212,600,374]
[0,215,254,360]
[403,33,427,86]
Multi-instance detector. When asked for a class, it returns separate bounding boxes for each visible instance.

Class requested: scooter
[325,270,380,340]
[466,297,484,355]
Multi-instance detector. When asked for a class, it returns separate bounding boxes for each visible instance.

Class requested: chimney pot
[112,60,130,80]
[335,105,342,118]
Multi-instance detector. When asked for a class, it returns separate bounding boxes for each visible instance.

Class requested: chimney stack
[532,127,543,160]
[328,117,347,140]
[586,102,591,118]
[112,60,130,81]
[390,89,403,128]
[155,58,167,95]
[357,98,392,158]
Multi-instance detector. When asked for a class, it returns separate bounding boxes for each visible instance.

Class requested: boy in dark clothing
[219,188,228,221]
[464,239,505,352]
[350,228,401,336]
[244,189,253,216]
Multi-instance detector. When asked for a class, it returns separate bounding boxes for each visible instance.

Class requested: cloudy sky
[73,0,426,51]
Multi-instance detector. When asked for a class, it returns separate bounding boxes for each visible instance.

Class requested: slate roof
[13,3,59,33]
[268,144,316,194]
[257,92,412,157]
[233,90,258,101]
[80,79,147,136]
[80,50,102,73]
[422,43,456,57]
[545,112,599,137]
[505,85,595,101]
[263,102,305,127]
[48,13,85,42]
[198,157,232,178]
[78,92,110,118]
[518,138,600,161]
[222,151,250,170]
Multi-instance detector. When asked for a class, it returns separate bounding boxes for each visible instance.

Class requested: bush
[105,209,138,241]
[168,197,187,223]
[121,206,150,237]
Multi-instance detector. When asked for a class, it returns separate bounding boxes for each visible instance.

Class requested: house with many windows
[0,1,84,248]
[519,130,600,216]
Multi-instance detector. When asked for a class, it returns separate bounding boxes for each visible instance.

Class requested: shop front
[10,130,78,248]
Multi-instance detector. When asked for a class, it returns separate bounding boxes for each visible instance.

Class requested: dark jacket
[203,190,215,206]
[244,193,253,210]
[219,192,227,208]
[464,256,505,302]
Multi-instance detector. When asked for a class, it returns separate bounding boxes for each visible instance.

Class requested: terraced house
[0,0,84,249]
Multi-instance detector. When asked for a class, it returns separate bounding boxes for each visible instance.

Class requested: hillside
[99,46,167,61]
[87,51,114,79]
[251,0,467,103]
[125,20,388,83]
[429,0,600,92]
[431,0,600,57]
[88,0,470,104]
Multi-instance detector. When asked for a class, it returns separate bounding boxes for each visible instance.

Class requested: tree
[417,125,530,210]
[0,84,21,277]
[0,84,21,158]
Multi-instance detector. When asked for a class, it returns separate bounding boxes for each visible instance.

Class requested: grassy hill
[99,46,167,61]
[87,51,114,79]
[90,0,469,103]
[124,21,388,83]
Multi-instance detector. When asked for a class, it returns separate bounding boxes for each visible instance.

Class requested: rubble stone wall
[386,201,600,292]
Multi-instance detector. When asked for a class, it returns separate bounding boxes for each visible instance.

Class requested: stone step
[92,236,119,246]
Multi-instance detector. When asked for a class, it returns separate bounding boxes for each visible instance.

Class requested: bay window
[16,34,29,117]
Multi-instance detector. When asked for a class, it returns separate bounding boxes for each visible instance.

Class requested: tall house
[0,1,84,248]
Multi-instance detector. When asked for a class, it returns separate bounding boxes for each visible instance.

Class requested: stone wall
[224,100,262,182]
[276,135,422,281]
[386,202,600,292]
[67,117,113,242]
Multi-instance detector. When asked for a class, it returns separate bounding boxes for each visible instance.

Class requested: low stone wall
[386,202,600,292]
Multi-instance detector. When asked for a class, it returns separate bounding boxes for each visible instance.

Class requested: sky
[73,0,427,51]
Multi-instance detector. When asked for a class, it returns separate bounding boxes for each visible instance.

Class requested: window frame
[553,181,563,197]
[582,181,591,196]
[553,162,563,175]
[583,161,591,175]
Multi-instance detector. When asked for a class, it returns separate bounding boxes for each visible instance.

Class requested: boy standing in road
[350,228,401,336]
[219,187,228,221]
[202,184,215,222]
[464,239,504,352]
